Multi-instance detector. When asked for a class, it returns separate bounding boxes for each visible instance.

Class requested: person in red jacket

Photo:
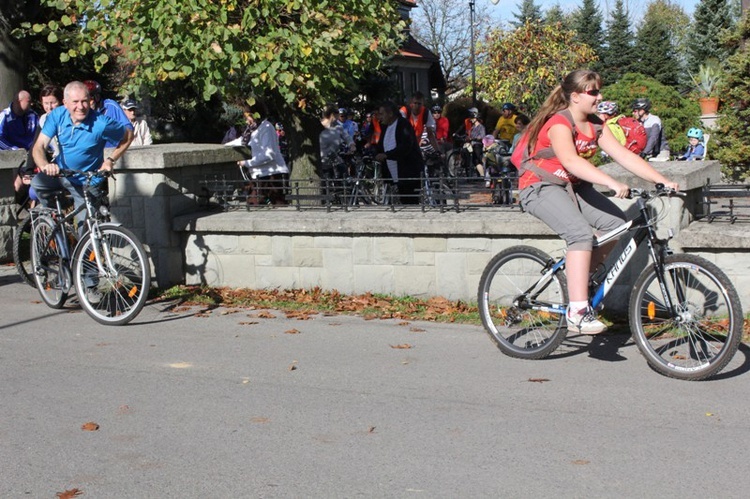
[431,105,450,155]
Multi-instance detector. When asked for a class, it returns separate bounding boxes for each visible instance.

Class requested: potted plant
[690,61,722,115]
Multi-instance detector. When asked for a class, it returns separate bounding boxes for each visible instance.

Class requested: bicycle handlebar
[57,169,112,181]
[628,184,685,199]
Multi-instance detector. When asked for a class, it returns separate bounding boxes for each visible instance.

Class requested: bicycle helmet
[686,127,704,141]
[468,107,479,118]
[431,105,442,114]
[597,101,619,116]
[631,98,651,111]
[501,102,516,111]
[338,107,347,116]
[83,80,102,96]
[482,134,496,148]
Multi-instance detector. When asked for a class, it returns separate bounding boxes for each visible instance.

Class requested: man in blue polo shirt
[31,81,133,214]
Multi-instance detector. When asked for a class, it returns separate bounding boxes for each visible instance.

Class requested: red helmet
[83,80,102,96]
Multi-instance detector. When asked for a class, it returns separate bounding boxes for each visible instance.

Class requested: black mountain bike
[477,185,743,381]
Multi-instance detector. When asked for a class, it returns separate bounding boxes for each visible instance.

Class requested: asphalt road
[2,265,750,498]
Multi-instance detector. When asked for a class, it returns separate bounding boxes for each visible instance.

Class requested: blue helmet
[687,127,704,141]
[501,102,516,111]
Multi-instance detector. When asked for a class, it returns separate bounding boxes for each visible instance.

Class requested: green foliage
[600,0,634,84]
[634,3,681,87]
[602,73,701,154]
[571,0,603,70]
[713,14,750,180]
[476,21,596,111]
[687,0,736,73]
[17,0,405,108]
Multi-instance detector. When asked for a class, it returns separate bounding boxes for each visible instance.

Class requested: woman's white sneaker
[566,306,607,335]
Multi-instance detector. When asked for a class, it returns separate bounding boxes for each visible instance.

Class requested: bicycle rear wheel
[73,225,151,326]
[13,216,35,287]
[31,215,69,309]
[629,254,743,380]
[446,151,462,178]
[478,246,568,359]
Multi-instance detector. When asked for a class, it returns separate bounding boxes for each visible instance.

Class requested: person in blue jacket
[678,128,706,161]
[83,80,134,148]
[0,90,38,150]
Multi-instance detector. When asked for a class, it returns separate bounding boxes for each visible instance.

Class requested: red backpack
[614,116,647,155]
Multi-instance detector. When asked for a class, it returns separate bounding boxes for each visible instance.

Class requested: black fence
[698,180,750,223]
[199,174,520,213]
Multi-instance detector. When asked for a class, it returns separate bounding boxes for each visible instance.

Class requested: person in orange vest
[400,91,441,155]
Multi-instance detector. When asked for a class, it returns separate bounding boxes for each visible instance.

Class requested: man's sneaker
[566,306,607,335]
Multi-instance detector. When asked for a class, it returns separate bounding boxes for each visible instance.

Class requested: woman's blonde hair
[526,70,601,153]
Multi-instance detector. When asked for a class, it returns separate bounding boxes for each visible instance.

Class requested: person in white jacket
[236,100,289,205]
[121,99,153,146]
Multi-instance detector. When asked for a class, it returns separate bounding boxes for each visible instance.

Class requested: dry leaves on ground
[56,489,83,498]
[284,328,301,334]
[81,422,100,431]
[390,344,413,349]
[527,378,550,383]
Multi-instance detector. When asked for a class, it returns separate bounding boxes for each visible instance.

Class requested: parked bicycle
[446,133,476,178]
[12,160,38,288]
[30,170,151,325]
[477,185,743,380]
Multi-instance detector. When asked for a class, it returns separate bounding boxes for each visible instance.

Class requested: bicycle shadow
[548,325,750,380]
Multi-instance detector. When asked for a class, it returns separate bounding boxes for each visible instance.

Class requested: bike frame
[520,195,675,317]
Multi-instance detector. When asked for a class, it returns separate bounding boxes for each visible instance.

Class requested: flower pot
[699,97,719,115]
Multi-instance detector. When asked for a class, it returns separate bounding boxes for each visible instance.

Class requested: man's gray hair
[64,81,89,100]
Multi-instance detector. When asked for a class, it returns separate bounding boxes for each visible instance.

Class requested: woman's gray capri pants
[519,181,626,251]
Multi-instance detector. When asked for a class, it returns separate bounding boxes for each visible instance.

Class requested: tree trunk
[0,1,32,104]
[287,110,323,205]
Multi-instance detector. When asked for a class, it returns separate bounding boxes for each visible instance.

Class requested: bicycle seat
[36,189,69,201]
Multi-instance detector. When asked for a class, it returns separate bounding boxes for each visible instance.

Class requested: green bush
[602,73,701,155]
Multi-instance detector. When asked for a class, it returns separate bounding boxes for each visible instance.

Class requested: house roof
[398,34,439,63]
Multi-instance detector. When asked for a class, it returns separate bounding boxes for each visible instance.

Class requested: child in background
[509,114,530,154]
[678,128,705,161]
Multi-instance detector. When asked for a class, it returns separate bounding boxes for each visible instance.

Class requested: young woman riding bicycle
[517,69,679,334]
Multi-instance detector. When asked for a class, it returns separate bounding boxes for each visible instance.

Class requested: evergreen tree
[687,0,735,73]
[601,0,635,84]
[571,0,603,67]
[544,3,572,31]
[512,0,542,27]
[634,4,680,87]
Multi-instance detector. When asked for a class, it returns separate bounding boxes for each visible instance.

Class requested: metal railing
[199,174,520,213]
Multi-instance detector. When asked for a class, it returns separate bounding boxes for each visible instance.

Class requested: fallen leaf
[288,360,298,371]
[390,344,413,349]
[284,328,301,334]
[410,327,426,333]
[571,460,590,465]
[256,311,277,319]
[56,489,83,498]
[81,422,100,431]
[220,309,240,315]
[528,378,550,383]
[194,312,211,318]
[706,412,715,417]
[95,343,111,347]
[239,321,259,325]
[398,321,411,326]
[116,405,133,415]
[251,417,270,424]
[368,426,376,433]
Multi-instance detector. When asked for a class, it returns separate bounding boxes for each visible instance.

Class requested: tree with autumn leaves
[16,0,406,178]
[476,21,596,111]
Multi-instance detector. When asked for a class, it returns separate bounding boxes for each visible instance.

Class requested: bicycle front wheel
[629,254,743,381]
[13,216,36,288]
[478,246,568,359]
[30,215,69,308]
[73,225,151,326]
